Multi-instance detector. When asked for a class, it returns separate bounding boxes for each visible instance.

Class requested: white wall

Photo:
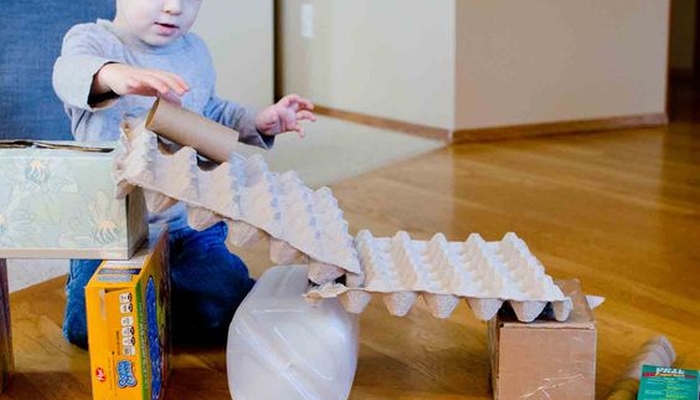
[193,0,274,109]
[455,1,670,129]
[280,0,455,130]
[280,1,670,133]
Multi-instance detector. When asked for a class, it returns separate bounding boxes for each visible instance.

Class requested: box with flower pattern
[0,141,147,259]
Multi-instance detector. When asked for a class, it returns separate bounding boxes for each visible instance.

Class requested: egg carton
[115,121,572,323]
[114,121,361,277]
[305,230,573,322]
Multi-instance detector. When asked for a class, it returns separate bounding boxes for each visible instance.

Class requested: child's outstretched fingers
[101,64,189,99]
[159,70,189,95]
[296,110,316,123]
[159,90,182,106]
[281,94,314,111]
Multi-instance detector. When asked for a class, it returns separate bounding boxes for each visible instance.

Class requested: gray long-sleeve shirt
[53,19,273,230]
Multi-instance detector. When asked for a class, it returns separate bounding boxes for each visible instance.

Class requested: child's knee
[67,259,102,288]
[62,300,89,348]
[63,259,101,349]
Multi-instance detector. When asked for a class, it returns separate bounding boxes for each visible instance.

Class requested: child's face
[114,0,202,46]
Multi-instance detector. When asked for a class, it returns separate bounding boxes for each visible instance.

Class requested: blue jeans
[63,222,256,348]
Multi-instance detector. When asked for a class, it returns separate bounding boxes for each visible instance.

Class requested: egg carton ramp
[306,229,572,322]
[115,121,361,279]
[115,123,571,323]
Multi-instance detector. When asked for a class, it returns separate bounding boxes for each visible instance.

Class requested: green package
[637,365,699,400]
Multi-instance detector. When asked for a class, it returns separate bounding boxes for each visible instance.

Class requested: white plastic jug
[227,265,359,400]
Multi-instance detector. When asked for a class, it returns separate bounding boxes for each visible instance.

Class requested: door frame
[695,0,700,81]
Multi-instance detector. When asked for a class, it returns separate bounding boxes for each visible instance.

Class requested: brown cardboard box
[488,279,596,400]
[0,259,13,393]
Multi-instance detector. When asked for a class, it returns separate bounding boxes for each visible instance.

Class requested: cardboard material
[0,141,147,259]
[310,230,571,321]
[86,227,170,400]
[145,98,240,164]
[116,126,359,278]
[488,279,597,400]
[118,127,573,323]
[0,259,13,393]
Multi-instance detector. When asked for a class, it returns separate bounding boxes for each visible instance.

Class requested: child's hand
[94,63,189,104]
[255,94,317,137]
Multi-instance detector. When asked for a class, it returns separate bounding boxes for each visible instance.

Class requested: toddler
[53,0,316,347]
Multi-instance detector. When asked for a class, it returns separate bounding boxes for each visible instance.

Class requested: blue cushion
[1,1,114,140]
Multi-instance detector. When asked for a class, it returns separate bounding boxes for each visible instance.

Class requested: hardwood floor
[4,81,699,399]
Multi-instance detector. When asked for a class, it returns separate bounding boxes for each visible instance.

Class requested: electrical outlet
[301,3,314,39]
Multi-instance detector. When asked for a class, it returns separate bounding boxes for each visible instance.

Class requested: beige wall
[280,0,455,129]
[455,1,670,130]
[193,0,274,109]
[670,0,697,71]
[280,1,669,132]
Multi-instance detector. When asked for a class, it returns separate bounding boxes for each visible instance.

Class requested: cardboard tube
[146,98,240,163]
[606,336,676,400]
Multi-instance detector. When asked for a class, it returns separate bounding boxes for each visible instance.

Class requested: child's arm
[53,24,118,110]
[53,24,188,110]
[203,94,317,150]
